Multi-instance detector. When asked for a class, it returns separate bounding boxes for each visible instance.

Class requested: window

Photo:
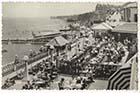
[127,8,131,22]
[134,14,137,22]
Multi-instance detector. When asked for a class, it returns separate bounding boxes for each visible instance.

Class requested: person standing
[14,55,19,71]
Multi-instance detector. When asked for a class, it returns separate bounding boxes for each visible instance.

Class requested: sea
[2,17,67,66]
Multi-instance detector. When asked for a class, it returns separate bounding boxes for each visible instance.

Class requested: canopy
[46,36,69,47]
[123,2,137,8]
[112,22,137,34]
[106,22,125,27]
[91,22,113,31]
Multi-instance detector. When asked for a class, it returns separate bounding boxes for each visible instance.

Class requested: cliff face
[77,4,121,24]
[53,4,121,24]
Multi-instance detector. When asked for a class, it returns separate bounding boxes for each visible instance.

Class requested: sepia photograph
[1,1,138,90]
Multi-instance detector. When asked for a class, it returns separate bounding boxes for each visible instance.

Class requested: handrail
[2,52,48,77]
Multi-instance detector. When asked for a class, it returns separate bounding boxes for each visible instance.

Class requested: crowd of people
[2,22,137,90]
[91,33,126,64]
[22,59,58,89]
[2,78,15,89]
[21,56,95,90]
[53,31,128,80]
[58,75,94,90]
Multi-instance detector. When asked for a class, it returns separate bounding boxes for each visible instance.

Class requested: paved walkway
[7,74,108,90]
[7,80,27,90]
[50,75,108,90]
[88,80,108,90]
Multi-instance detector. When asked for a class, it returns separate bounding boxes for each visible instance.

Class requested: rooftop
[112,22,137,34]
[123,2,137,8]
[34,31,61,37]
[91,22,113,30]
[47,36,69,46]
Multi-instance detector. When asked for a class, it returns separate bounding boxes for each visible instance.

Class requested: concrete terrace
[7,74,108,90]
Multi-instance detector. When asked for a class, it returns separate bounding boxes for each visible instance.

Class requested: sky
[2,2,124,18]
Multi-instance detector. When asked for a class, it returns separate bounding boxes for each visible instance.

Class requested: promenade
[2,34,131,90]
[2,36,85,88]
[7,74,108,90]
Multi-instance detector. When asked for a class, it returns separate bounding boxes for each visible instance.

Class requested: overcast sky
[2,2,124,18]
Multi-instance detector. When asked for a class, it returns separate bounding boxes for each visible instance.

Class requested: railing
[2,36,81,77]
[2,52,48,77]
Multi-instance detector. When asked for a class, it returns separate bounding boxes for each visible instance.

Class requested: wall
[130,8,138,22]
[123,7,137,22]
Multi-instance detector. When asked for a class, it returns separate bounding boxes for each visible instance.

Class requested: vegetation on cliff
[52,4,122,24]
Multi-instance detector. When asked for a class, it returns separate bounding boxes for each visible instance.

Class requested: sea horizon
[2,16,67,65]
[2,16,67,40]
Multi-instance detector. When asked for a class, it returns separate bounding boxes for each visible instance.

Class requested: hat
[77,76,81,80]
[105,36,108,39]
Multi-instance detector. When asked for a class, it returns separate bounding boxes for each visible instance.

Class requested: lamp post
[23,55,29,81]
[14,55,18,72]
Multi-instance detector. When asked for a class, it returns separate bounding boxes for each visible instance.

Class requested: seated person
[76,76,81,84]
[5,78,15,86]
[87,75,94,83]
[22,84,28,89]
[58,78,65,90]
[17,71,24,79]
[81,79,87,89]
[32,74,38,82]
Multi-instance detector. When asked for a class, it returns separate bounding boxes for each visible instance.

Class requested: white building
[106,11,122,23]
[121,2,138,22]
